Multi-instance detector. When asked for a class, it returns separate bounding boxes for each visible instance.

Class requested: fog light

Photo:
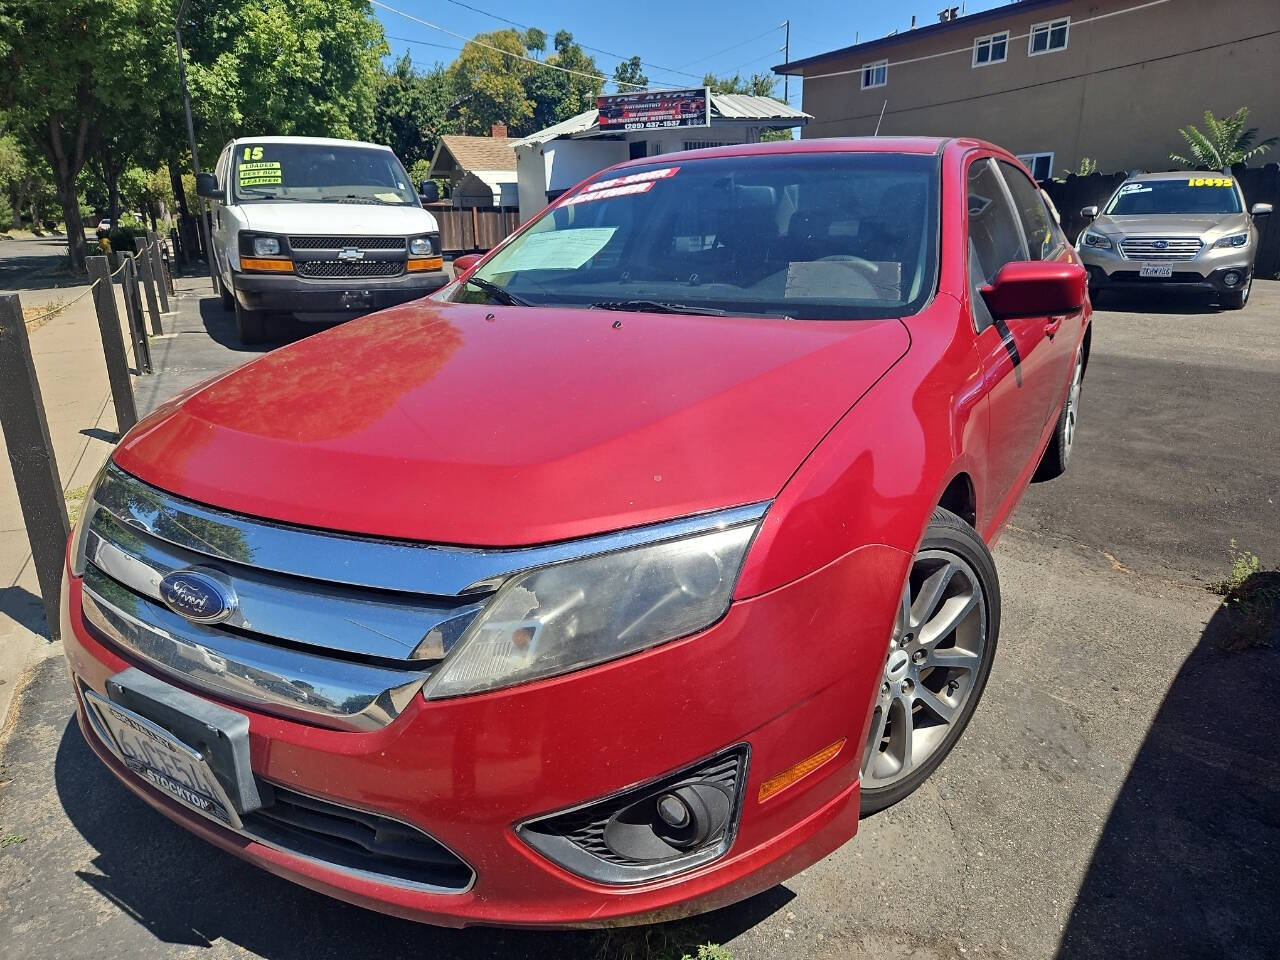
[1223,271,1241,287]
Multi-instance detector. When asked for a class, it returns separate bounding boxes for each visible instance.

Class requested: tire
[1222,277,1250,311]
[234,300,269,345]
[860,507,1001,816]
[1034,344,1085,481]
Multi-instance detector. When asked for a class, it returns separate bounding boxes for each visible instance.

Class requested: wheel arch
[936,471,977,528]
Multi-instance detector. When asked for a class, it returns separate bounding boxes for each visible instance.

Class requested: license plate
[1139,263,1174,278]
[83,690,243,829]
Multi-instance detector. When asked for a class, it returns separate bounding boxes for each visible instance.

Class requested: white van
[196,135,446,344]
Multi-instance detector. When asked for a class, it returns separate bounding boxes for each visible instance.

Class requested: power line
[371,0,646,90]
[674,25,782,69]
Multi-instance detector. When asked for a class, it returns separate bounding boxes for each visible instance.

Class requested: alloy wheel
[861,550,988,790]
[1063,348,1084,456]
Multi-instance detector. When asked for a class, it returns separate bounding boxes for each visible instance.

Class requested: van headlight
[1212,233,1248,249]
[423,522,760,699]
[409,235,436,256]
[252,236,281,256]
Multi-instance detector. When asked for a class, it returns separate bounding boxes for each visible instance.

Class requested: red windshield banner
[597,88,711,132]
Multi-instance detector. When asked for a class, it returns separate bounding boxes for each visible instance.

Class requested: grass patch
[1209,541,1280,650]
[1,834,26,848]
[64,485,89,528]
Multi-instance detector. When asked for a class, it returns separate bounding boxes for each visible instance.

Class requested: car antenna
[874,99,888,136]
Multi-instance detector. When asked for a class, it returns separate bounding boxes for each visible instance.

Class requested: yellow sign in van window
[239,159,282,187]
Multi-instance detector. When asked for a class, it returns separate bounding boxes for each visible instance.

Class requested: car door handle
[1044,315,1064,338]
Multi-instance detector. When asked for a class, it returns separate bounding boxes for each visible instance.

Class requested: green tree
[0,0,173,269]
[613,56,648,90]
[449,29,535,135]
[522,31,603,134]
[374,52,458,170]
[523,28,546,58]
[702,71,777,97]
[1170,107,1278,169]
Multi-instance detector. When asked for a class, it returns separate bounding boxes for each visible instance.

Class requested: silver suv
[1075,171,1271,310]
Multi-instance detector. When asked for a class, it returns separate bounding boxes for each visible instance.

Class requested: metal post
[175,0,216,282]
[86,256,138,434]
[146,231,170,312]
[135,242,164,335]
[783,20,790,103]
[119,254,153,374]
[0,293,70,638]
[170,227,187,267]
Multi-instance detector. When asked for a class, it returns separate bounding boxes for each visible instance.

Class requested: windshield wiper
[464,275,532,307]
[590,299,725,316]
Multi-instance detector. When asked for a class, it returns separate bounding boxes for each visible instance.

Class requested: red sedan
[61,137,1089,927]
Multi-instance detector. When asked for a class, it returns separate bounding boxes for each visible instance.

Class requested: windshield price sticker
[1188,177,1233,187]
[584,167,679,193]
[564,181,655,205]
[239,160,282,187]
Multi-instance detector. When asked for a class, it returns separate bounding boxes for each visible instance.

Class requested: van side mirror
[420,180,440,203]
[453,253,483,276]
[195,172,221,199]
[1080,205,1098,221]
[1252,202,1273,217]
[980,261,1087,321]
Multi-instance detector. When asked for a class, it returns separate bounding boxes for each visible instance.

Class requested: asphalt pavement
[0,280,1276,960]
[0,236,72,293]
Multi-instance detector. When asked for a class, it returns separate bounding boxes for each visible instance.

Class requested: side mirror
[195,172,221,199]
[1252,202,1273,217]
[980,261,1087,321]
[453,253,483,276]
[420,180,440,203]
[1080,205,1099,221]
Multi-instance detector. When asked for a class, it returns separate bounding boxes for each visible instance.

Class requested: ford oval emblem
[158,569,238,624]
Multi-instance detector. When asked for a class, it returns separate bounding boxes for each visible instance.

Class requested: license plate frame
[85,689,244,828]
[1139,263,1174,278]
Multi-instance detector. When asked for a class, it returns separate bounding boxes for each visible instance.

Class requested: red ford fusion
[61,137,1090,927]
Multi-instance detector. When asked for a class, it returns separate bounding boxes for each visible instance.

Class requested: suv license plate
[1139,263,1174,278]
[83,690,242,828]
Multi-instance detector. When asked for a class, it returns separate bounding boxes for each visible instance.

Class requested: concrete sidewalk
[0,272,195,723]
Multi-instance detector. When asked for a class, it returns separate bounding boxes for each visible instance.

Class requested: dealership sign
[597,88,711,132]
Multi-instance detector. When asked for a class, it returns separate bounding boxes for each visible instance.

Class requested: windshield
[1105,177,1242,216]
[450,152,939,320]
[232,142,418,205]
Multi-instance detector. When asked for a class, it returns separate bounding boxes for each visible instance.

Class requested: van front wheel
[234,301,268,345]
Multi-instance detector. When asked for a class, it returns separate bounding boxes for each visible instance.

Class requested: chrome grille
[295,259,403,279]
[1119,237,1202,261]
[289,235,405,250]
[77,463,768,731]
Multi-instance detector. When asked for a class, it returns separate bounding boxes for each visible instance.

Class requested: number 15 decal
[242,146,263,161]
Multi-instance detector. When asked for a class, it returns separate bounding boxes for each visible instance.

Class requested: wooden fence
[425,203,520,254]
[1040,162,1280,279]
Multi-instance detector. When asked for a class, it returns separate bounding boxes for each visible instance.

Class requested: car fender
[736,296,989,600]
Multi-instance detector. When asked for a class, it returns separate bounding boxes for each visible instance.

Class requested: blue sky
[372,0,1010,109]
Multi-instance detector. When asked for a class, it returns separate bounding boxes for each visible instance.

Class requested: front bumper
[1077,240,1254,292]
[233,269,448,317]
[61,542,904,927]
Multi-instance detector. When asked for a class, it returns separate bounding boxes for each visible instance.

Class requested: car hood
[239,201,438,236]
[114,302,910,546]
[1093,212,1250,241]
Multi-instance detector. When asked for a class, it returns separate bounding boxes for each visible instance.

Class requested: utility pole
[174,0,216,283]
[782,20,790,103]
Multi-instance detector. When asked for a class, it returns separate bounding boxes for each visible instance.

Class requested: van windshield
[451,152,939,321]
[232,142,418,205]
[1105,177,1242,216]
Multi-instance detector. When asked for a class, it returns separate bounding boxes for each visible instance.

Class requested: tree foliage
[613,56,648,90]
[374,52,458,171]
[1170,107,1278,169]
[702,71,777,97]
[450,29,535,135]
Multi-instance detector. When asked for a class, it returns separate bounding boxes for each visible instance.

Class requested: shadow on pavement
[197,296,309,353]
[0,585,50,639]
[1094,288,1229,315]
[1056,578,1279,960]
[53,711,790,959]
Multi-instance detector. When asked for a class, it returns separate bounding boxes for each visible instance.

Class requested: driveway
[0,282,1276,960]
[0,236,71,293]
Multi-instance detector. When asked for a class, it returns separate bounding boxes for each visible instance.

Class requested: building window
[1017,152,1055,182]
[1028,17,1069,56]
[972,31,1008,67]
[861,60,887,89]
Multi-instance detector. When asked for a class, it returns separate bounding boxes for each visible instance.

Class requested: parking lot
[0,280,1276,960]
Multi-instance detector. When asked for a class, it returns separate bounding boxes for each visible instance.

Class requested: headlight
[424,522,759,699]
[252,236,281,256]
[69,463,111,577]
[1080,231,1112,249]
[1212,233,1248,249]
[409,236,434,256]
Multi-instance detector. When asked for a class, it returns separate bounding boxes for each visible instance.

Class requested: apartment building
[775,0,1280,177]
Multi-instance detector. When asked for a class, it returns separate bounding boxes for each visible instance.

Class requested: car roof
[230,135,392,151]
[1124,170,1234,182]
